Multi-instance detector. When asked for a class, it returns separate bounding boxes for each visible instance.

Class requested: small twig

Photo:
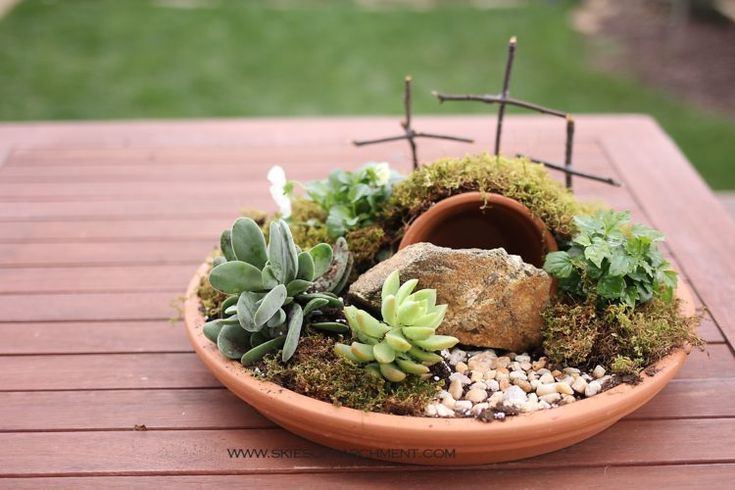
[353,75,474,170]
[517,154,622,187]
[565,115,575,190]
[433,93,567,118]
[495,36,517,156]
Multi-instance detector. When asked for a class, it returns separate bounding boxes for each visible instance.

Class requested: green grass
[1,0,733,188]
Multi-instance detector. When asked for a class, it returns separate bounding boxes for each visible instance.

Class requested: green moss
[387,153,588,243]
[345,225,387,272]
[259,334,440,415]
[198,271,228,319]
[542,295,702,374]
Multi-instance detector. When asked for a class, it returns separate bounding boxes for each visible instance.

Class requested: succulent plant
[334,270,458,382]
[202,218,352,365]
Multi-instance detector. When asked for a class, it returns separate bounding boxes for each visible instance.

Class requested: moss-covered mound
[542,295,702,376]
[259,334,440,415]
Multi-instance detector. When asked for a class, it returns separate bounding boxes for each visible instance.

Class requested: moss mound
[198,272,227,319]
[386,153,588,243]
[259,334,440,415]
[542,295,702,376]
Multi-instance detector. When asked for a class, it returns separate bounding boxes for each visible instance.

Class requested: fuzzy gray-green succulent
[334,270,459,382]
[202,218,352,365]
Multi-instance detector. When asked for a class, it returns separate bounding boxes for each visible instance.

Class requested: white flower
[372,162,392,186]
[267,165,291,218]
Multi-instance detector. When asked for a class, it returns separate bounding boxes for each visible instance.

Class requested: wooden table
[0,115,733,488]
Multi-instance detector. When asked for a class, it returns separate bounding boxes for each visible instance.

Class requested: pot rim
[184,260,692,441]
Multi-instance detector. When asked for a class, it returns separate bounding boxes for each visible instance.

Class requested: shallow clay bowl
[185,262,694,466]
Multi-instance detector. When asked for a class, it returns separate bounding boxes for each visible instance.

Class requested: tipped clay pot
[399,192,557,267]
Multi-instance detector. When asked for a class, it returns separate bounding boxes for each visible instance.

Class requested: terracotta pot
[399,192,558,268]
[184,262,694,466]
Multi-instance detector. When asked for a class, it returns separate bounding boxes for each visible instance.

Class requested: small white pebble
[540,393,561,404]
[509,370,528,381]
[449,372,471,385]
[538,400,552,410]
[504,385,528,405]
[536,383,557,396]
[572,377,588,394]
[449,379,463,400]
[520,361,532,371]
[425,404,438,417]
[514,379,533,393]
[515,354,531,363]
[530,379,540,390]
[593,365,606,379]
[470,370,484,382]
[560,395,577,405]
[488,391,505,408]
[556,382,574,395]
[563,367,581,375]
[455,361,468,374]
[471,402,489,416]
[465,388,488,403]
[442,396,456,409]
[470,381,487,391]
[454,400,473,412]
[527,393,538,403]
[435,403,455,417]
[485,379,500,392]
[585,380,602,397]
[484,369,497,381]
[539,372,555,384]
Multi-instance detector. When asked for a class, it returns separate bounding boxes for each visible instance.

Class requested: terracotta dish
[398,192,558,267]
[184,262,694,465]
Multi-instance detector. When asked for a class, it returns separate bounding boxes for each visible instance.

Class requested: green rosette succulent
[202,218,352,365]
[335,270,459,382]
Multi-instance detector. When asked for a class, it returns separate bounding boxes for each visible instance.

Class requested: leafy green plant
[295,162,402,238]
[334,271,458,382]
[202,218,352,365]
[544,210,677,307]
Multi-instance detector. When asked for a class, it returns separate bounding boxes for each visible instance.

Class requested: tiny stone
[515,354,531,363]
[532,358,547,371]
[540,393,561,404]
[425,404,438,417]
[510,361,521,372]
[484,370,497,381]
[499,378,511,391]
[527,393,538,403]
[514,379,533,393]
[593,365,606,379]
[504,385,528,404]
[467,352,497,371]
[470,370,484,382]
[449,372,471,385]
[455,361,468,374]
[465,388,488,403]
[454,400,473,412]
[527,372,538,381]
[494,412,506,420]
[563,367,581,375]
[508,352,517,360]
[538,400,552,410]
[521,401,539,413]
[557,375,574,386]
[539,372,555,384]
[536,383,557,396]
[556,382,574,395]
[496,356,511,369]
[509,370,528,381]
[560,395,577,405]
[520,361,532,371]
[530,379,540,390]
[470,381,487,391]
[442,396,456,409]
[448,348,467,366]
[585,380,602,397]
[485,379,500,392]
[488,391,505,408]
[582,373,593,381]
[449,379,463,400]
[536,368,552,375]
[435,403,455,417]
[495,371,510,382]
[572,377,588,394]
[471,402,489,416]
[551,369,562,378]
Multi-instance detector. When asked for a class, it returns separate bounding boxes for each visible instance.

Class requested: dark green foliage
[544,210,677,307]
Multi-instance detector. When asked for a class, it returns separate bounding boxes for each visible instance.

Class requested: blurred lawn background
[0,0,733,188]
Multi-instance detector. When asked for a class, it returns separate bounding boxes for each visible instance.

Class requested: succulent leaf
[212,255,227,267]
[297,252,316,281]
[385,328,412,352]
[379,362,407,382]
[372,341,396,364]
[356,310,391,337]
[241,335,286,366]
[221,295,238,313]
[395,278,419,305]
[209,261,264,294]
[401,326,434,341]
[282,303,304,362]
[231,218,267,269]
[395,357,430,375]
[397,300,423,325]
[309,243,333,278]
[351,342,376,361]
[220,229,236,262]
[237,291,261,332]
[303,297,329,316]
[254,284,287,327]
[334,343,360,362]
[203,319,225,343]
[266,308,287,328]
[217,324,252,360]
[381,270,400,302]
[407,346,443,365]
[286,279,312,297]
[310,321,349,334]
[413,335,460,351]
[381,295,398,327]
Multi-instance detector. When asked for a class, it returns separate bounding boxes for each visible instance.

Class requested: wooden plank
[0,292,184,322]
[600,117,735,347]
[0,377,730,433]
[0,266,195,294]
[0,419,733,476]
[3,464,734,489]
[0,321,192,355]
[0,346,729,392]
[0,353,218,391]
[0,241,213,267]
[0,219,230,242]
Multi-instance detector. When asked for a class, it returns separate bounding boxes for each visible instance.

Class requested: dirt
[576,0,735,118]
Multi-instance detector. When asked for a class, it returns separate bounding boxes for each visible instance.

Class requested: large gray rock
[348,243,552,352]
